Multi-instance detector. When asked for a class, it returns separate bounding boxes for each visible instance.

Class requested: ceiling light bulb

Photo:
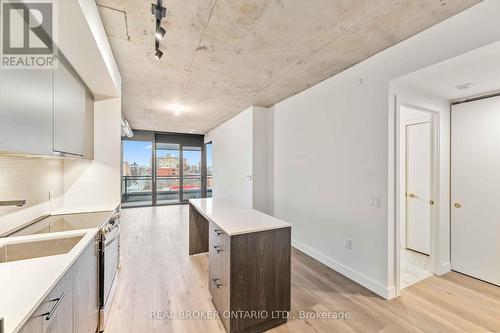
[155,27,166,40]
[154,49,163,59]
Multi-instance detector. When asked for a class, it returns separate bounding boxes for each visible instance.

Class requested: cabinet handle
[213,245,223,253]
[212,278,223,289]
[42,292,65,321]
[214,229,223,236]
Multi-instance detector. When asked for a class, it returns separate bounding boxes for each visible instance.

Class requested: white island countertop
[189,198,291,236]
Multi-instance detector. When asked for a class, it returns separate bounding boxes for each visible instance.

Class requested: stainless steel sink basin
[0,235,83,263]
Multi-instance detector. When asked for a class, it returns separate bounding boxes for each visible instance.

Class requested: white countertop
[0,229,99,333]
[0,203,118,333]
[51,203,120,215]
[189,198,291,236]
[0,203,120,237]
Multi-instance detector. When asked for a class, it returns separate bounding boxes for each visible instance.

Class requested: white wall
[253,106,274,214]
[207,107,253,207]
[273,0,500,299]
[63,98,122,206]
[207,106,274,214]
[266,107,275,215]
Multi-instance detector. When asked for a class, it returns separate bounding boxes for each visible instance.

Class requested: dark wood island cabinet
[189,198,291,333]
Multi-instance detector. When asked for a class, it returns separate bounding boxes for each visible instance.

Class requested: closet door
[451,96,500,285]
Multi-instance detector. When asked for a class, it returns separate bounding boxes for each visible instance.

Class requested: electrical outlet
[369,197,381,208]
[345,238,352,250]
[49,190,54,202]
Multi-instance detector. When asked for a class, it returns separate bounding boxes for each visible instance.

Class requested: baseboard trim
[292,239,392,300]
[436,261,451,275]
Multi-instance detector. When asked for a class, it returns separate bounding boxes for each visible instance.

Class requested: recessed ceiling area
[392,40,500,101]
[97,0,481,134]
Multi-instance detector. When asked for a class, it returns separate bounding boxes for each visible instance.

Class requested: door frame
[178,143,205,203]
[394,102,440,297]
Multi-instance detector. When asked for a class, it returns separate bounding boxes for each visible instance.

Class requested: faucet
[0,200,26,207]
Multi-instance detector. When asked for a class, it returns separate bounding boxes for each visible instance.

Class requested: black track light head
[155,27,166,40]
[154,49,163,60]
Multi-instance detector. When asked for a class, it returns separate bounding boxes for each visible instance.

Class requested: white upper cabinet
[0,68,54,156]
[0,56,93,159]
[53,56,86,156]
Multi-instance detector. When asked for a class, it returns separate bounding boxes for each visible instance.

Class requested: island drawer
[208,221,230,330]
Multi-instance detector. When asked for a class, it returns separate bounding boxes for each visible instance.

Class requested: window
[121,131,210,206]
[121,139,153,207]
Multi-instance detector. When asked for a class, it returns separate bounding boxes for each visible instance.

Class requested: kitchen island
[189,198,291,333]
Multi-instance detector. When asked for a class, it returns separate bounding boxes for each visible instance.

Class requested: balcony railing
[121,175,211,204]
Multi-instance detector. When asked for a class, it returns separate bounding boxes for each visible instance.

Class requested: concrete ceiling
[96,0,481,134]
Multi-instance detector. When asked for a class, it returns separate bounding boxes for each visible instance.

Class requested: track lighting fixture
[154,49,163,60]
[155,26,166,40]
[151,0,167,59]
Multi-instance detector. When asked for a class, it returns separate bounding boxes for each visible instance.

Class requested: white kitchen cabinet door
[451,96,500,286]
[17,313,44,333]
[405,122,431,255]
[74,235,99,333]
[42,266,74,333]
[0,68,53,156]
[53,56,86,156]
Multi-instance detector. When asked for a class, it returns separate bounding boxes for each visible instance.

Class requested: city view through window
[121,140,212,207]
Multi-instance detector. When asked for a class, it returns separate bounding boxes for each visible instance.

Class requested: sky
[123,141,212,167]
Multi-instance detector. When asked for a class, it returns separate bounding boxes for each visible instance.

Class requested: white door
[451,96,500,286]
[406,122,431,255]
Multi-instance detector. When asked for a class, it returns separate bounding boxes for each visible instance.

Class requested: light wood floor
[106,205,500,333]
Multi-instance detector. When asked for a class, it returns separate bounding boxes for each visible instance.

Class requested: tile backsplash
[0,156,64,235]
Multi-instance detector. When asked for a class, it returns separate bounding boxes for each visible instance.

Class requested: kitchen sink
[0,235,83,263]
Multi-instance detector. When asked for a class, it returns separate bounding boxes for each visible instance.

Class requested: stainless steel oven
[99,210,120,332]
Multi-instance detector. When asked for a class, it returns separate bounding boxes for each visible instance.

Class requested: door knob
[408,193,417,198]
[454,203,462,208]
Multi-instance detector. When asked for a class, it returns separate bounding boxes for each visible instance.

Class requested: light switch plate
[49,190,54,202]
